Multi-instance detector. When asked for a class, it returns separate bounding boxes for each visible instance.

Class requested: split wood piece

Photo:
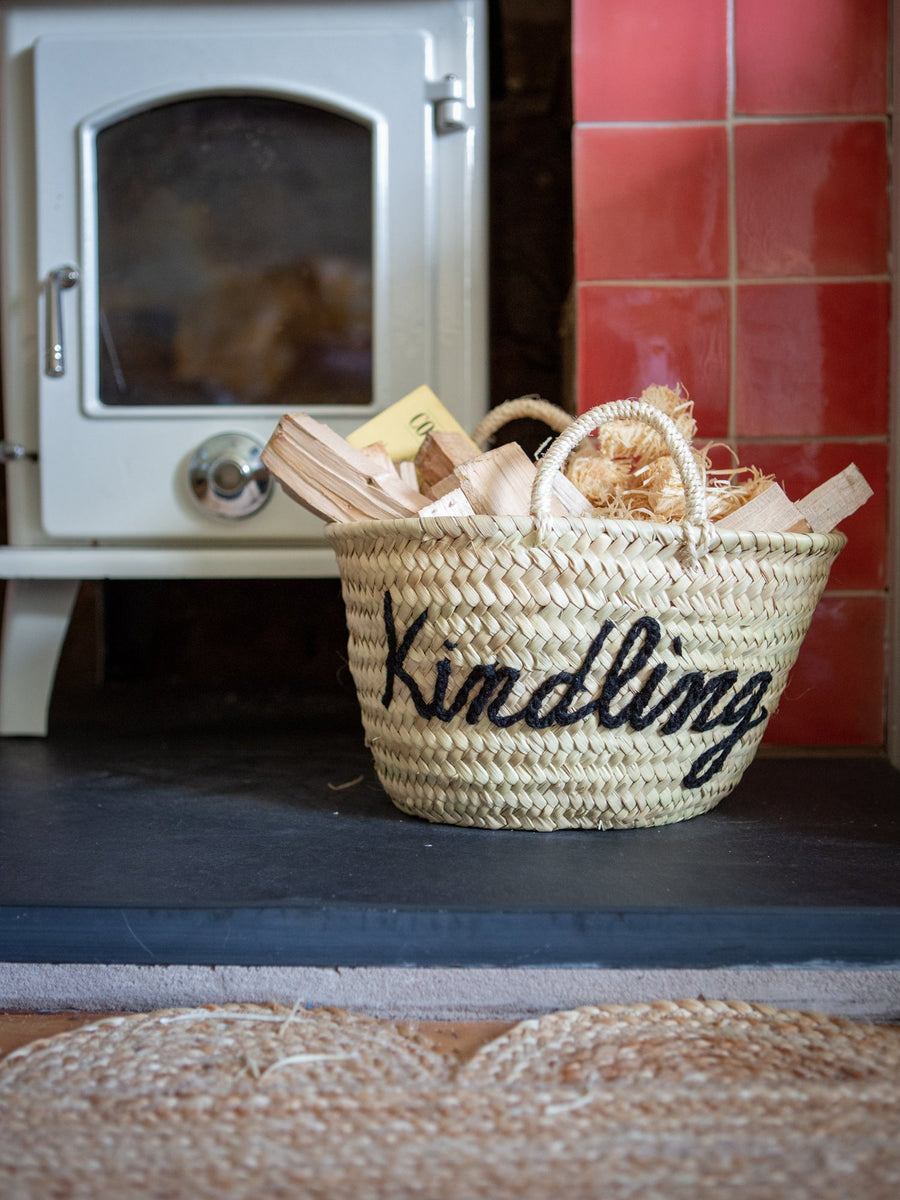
[262,414,428,523]
[551,468,595,517]
[358,441,398,477]
[418,488,476,517]
[396,459,420,490]
[428,472,464,501]
[715,465,873,535]
[257,435,360,524]
[360,440,419,490]
[414,431,481,494]
[715,482,811,534]
[796,463,873,533]
[453,443,592,518]
[346,384,471,462]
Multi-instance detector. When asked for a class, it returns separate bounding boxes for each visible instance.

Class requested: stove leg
[0,578,80,736]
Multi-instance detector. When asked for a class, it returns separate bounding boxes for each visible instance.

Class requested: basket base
[379,775,731,832]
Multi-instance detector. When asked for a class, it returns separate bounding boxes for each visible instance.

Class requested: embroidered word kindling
[380,592,772,789]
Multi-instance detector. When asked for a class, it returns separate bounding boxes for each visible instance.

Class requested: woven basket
[327,400,845,830]
[469,394,573,449]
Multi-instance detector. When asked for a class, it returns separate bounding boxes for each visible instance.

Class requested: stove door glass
[96,95,372,408]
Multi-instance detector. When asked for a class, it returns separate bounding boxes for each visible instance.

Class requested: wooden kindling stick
[796,464,873,533]
[414,431,481,495]
[262,413,428,523]
[715,483,811,534]
[450,442,593,517]
[715,464,872,534]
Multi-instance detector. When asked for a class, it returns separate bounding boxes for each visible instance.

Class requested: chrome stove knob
[188,432,273,519]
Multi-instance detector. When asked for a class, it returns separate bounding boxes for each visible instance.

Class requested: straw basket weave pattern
[327,401,844,830]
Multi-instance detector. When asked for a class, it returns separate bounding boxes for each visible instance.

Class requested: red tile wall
[572,0,891,747]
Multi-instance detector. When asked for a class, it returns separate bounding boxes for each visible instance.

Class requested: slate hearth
[1,725,898,969]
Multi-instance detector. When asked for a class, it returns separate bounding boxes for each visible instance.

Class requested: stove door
[32,28,469,540]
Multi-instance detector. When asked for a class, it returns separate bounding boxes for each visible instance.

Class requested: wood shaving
[565,384,773,524]
[591,383,697,467]
[327,774,365,791]
[565,450,631,508]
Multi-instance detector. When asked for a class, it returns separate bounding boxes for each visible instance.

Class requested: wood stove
[0,0,487,732]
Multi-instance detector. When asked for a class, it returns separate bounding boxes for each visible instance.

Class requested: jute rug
[0,999,898,1198]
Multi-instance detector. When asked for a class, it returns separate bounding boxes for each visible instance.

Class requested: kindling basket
[326,401,845,830]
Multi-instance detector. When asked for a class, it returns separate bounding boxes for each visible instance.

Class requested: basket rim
[324,511,847,556]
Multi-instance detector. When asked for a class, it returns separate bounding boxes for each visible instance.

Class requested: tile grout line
[576,115,891,131]
[726,0,738,446]
[575,276,890,288]
[735,434,888,445]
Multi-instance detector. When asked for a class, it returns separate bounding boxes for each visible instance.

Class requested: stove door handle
[44,265,79,378]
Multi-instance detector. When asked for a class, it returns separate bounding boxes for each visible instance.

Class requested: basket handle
[470,396,572,450]
[531,399,714,562]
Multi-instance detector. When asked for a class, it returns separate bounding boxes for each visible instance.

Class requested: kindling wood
[715,483,811,534]
[453,443,591,517]
[260,394,871,535]
[797,464,873,534]
[262,413,428,523]
[414,431,481,494]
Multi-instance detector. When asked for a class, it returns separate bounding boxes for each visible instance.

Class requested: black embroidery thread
[380,591,771,789]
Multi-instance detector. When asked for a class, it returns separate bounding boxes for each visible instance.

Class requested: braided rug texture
[327,511,844,830]
[1,1000,897,1199]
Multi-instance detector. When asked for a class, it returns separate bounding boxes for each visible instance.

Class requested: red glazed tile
[736,440,887,591]
[735,0,889,115]
[735,282,890,437]
[573,0,727,121]
[577,284,729,437]
[575,126,728,281]
[734,121,889,278]
[762,595,885,746]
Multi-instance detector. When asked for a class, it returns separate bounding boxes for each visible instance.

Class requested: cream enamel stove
[0,0,487,733]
